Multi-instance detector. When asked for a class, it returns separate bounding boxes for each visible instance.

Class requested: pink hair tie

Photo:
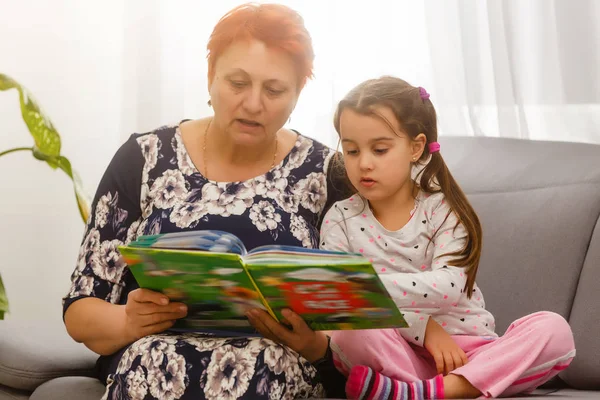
[419,87,430,100]
[429,142,440,153]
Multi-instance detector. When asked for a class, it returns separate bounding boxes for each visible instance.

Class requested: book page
[132,230,248,256]
[120,246,265,334]
[246,261,408,331]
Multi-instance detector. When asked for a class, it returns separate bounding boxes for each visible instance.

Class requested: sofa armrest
[0,320,98,391]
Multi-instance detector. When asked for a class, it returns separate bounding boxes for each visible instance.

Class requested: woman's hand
[247,308,329,363]
[423,318,469,375]
[123,288,188,342]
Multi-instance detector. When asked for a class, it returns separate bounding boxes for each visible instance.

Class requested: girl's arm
[379,200,470,346]
[319,203,352,252]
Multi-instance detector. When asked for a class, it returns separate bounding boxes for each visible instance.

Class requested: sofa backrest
[441,136,600,390]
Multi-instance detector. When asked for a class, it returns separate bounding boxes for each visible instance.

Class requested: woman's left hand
[246,308,329,363]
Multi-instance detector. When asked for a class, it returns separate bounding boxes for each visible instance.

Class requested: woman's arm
[65,298,129,355]
[63,133,186,355]
[65,290,187,356]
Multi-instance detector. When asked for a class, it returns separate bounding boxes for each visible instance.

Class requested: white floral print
[269,380,284,399]
[126,219,141,244]
[275,189,300,214]
[295,172,327,213]
[249,201,282,232]
[205,345,256,400]
[140,183,152,218]
[95,193,113,228]
[83,228,101,254]
[147,353,187,400]
[141,337,178,369]
[109,282,123,303]
[74,253,87,273]
[150,169,188,209]
[263,345,288,375]
[255,166,290,199]
[70,275,94,297]
[64,125,338,400]
[186,336,222,353]
[116,344,138,375]
[138,134,160,171]
[126,366,148,400]
[202,182,255,217]
[286,136,313,170]
[173,131,196,176]
[169,200,207,229]
[290,214,313,248]
[91,239,126,283]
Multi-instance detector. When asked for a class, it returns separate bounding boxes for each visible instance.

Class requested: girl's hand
[423,318,469,375]
[247,308,329,363]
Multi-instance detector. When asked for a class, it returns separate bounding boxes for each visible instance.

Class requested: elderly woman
[62,3,349,399]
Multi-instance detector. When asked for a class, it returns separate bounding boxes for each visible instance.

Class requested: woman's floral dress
[62,123,348,400]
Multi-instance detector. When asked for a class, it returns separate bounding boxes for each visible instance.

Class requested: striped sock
[345,365,445,400]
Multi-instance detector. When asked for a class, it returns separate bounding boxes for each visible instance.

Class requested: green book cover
[119,230,408,335]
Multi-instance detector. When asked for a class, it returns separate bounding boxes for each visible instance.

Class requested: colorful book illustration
[119,230,408,335]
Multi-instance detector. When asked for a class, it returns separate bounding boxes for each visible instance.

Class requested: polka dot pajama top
[320,190,497,347]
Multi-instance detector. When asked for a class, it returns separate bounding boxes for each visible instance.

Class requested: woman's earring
[207,99,212,107]
[412,157,417,162]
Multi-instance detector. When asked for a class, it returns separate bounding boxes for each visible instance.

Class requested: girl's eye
[345,149,358,156]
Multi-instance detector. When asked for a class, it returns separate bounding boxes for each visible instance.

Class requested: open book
[119,230,407,335]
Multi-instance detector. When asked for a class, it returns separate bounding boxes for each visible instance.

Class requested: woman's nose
[242,88,262,114]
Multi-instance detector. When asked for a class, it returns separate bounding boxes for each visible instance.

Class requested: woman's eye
[231,81,247,88]
[374,148,388,154]
[266,87,285,96]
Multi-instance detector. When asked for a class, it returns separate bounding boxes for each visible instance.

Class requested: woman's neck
[207,119,278,167]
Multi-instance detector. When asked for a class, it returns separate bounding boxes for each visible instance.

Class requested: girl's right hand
[123,288,188,341]
[423,318,469,375]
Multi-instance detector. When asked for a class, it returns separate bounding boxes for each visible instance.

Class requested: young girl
[320,76,576,399]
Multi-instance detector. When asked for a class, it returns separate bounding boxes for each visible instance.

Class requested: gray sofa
[1,136,599,399]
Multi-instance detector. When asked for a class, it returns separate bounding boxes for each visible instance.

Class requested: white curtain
[121,0,600,147]
[1,0,598,320]
[427,0,600,142]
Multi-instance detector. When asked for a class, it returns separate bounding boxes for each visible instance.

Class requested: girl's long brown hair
[333,76,482,298]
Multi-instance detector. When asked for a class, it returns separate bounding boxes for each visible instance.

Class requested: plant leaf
[56,155,91,223]
[0,73,61,169]
[0,273,8,320]
[73,169,91,223]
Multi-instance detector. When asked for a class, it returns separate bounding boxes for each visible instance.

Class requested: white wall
[2,0,598,323]
[0,1,126,321]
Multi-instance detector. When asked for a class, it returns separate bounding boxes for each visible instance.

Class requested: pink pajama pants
[331,312,575,398]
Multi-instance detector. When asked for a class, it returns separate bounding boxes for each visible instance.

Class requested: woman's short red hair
[207,3,314,88]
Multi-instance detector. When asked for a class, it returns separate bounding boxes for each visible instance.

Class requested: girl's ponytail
[417,153,482,298]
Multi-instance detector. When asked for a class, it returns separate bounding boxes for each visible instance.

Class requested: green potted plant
[0,73,90,319]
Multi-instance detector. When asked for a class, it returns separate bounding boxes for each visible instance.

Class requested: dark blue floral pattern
[62,123,346,399]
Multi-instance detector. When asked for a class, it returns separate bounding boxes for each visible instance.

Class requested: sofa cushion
[441,137,600,390]
[30,377,105,400]
[442,137,600,327]
[466,187,598,332]
[0,320,98,391]
[559,217,600,390]
[0,384,30,400]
